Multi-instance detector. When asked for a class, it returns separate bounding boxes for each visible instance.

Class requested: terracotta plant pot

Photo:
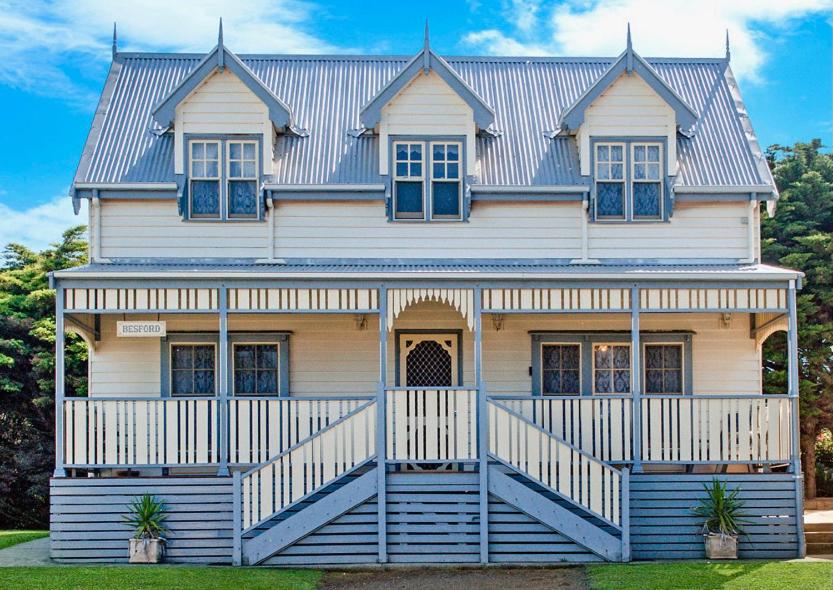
[128,537,165,563]
[704,533,738,559]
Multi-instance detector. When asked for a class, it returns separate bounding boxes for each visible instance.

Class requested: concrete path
[0,537,53,566]
[319,566,589,590]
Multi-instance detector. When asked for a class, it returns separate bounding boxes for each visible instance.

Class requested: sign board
[117,321,167,338]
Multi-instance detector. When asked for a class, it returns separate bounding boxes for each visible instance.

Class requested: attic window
[186,137,261,221]
[593,139,664,222]
[392,140,463,222]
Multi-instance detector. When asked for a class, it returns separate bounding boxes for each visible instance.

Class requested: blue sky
[0,0,830,249]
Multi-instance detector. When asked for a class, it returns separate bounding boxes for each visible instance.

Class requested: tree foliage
[0,227,87,527]
[761,139,833,498]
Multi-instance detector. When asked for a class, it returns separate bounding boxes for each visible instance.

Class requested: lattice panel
[405,340,453,387]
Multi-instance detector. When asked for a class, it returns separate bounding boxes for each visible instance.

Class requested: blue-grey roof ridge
[74,50,773,193]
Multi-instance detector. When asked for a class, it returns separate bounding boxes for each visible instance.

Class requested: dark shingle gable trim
[559,48,699,134]
[360,49,495,130]
[151,45,293,130]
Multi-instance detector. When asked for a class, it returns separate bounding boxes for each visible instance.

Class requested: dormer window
[186,137,261,221]
[393,140,463,222]
[593,140,664,221]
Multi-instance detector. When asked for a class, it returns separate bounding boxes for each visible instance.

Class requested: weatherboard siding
[578,73,677,175]
[86,305,760,398]
[174,70,272,175]
[379,70,476,174]
[99,200,268,259]
[587,202,750,260]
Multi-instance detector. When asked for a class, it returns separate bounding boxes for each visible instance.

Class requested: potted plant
[692,478,747,559]
[123,494,168,563]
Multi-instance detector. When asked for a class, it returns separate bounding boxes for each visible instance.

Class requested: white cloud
[463,0,833,82]
[0,196,87,252]
[0,0,347,107]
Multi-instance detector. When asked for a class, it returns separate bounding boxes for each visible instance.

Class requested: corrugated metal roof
[54,259,799,280]
[75,53,771,190]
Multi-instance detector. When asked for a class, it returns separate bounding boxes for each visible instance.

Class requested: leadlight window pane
[597,183,625,218]
[191,181,220,216]
[234,343,279,396]
[395,181,424,217]
[593,345,630,394]
[541,344,581,395]
[645,344,683,394]
[171,344,216,396]
[228,180,258,216]
[633,182,661,218]
[432,182,460,217]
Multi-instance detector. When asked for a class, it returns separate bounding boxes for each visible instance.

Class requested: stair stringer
[488,465,622,561]
[243,467,378,565]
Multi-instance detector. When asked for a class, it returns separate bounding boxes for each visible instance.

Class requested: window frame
[392,141,426,220]
[593,142,627,221]
[184,135,263,222]
[590,137,667,223]
[225,140,260,219]
[630,142,664,220]
[539,342,582,396]
[643,341,685,395]
[231,341,280,397]
[168,341,218,397]
[390,137,466,222]
[188,139,222,219]
[591,342,632,395]
[228,333,290,397]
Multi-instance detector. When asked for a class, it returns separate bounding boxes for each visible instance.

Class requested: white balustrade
[641,395,792,463]
[241,401,376,530]
[63,398,218,466]
[385,389,477,461]
[229,397,369,464]
[496,396,632,462]
[489,400,622,527]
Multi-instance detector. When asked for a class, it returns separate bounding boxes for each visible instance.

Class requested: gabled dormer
[560,28,699,222]
[151,21,295,221]
[360,25,495,222]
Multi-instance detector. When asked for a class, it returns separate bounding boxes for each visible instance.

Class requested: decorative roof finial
[725,29,731,62]
[112,22,118,60]
[625,22,634,73]
[218,18,225,70]
[423,19,431,74]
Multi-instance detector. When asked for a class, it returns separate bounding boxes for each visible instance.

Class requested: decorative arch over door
[387,288,475,331]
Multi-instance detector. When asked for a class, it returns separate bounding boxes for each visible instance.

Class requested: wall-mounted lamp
[354,314,368,331]
[720,312,732,329]
[492,313,505,332]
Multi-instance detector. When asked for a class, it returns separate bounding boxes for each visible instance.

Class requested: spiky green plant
[691,479,747,537]
[123,494,168,540]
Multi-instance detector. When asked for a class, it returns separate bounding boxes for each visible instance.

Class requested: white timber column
[217,286,230,476]
[787,280,806,556]
[53,285,66,477]
[474,286,488,563]
[630,285,643,473]
[376,285,388,563]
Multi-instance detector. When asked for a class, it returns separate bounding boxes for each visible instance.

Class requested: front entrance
[397,332,460,387]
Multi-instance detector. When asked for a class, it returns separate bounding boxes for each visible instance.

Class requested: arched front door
[397,333,460,387]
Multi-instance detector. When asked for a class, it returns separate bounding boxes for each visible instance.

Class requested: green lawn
[0,566,322,590]
[0,531,49,551]
[587,561,833,590]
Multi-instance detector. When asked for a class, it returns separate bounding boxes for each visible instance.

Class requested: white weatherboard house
[50,25,805,565]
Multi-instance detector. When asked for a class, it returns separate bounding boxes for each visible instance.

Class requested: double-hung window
[233,343,280,396]
[170,344,216,396]
[187,138,259,220]
[393,140,463,221]
[594,140,664,221]
[189,141,221,218]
